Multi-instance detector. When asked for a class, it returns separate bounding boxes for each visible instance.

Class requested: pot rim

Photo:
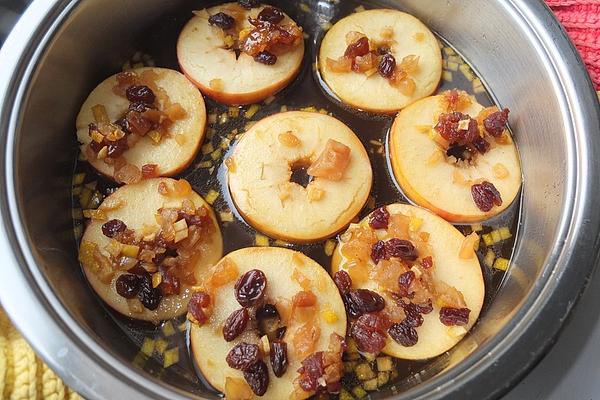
[0,0,598,399]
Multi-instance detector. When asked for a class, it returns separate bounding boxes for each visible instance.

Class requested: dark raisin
[106,137,129,158]
[439,307,471,326]
[101,219,127,238]
[377,46,391,55]
[344,36,370,58]
[235,269,267,307]
[256,303,279,320]
[333,270,352,294]
[484,108,510,137]
[371,240,387,264]
[416,299,433,314]
[298,352,324,391]
[351,313,389,354]
[401,302,424,328]
[243,360,269,396]
[446,144,471,161]
[115,274,142,299]
[270,341,288,377]
[125,85,155,104]
[254,51,277,65]
[471,181,502,212]
[137,273,162,310]
[472,137,490,154]
[188,291,210,324]
[378,53,396,78]
[223,308,250,341]
[208,12,235,30]
[238,0,260,9]
[128,101,148,113]
[258,7,284,24]
[345,289,385,318]
[435,112,479,145]
[369,206,390,229]
[114,117,131,134]
[385,239,418,261]
[397,271,415,298]
[89,135,104,153]
[420,256,433,269]
[388,322,418,347]
[226,342,261,371]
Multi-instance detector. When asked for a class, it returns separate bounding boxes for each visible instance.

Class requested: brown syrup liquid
[71,0,522,397]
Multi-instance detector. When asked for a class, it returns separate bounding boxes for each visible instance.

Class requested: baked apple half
[319,9,442,113]
[389,90,522,222]
[76,67,207,183]
[189,247,347,399]
[331,203,485,360]
[78,178,222,323]
[177,2,305,105]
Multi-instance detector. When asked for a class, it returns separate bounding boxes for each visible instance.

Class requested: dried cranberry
[101,219,127,238]
[351,313,389,354]
[270,341,288,377]
[371,240,386,264]
[254,51,277,65]
[298,352,324,391]
[238,0,260,9]
[243,360,269,396]
[388,322,418,347]
[226,342,261,371]
[378,53,396,78]
[258,7,284,24]
[137,273,162,310]
[471,181,502,212]
[385,239,418,261]
[235,269,267,307]
[344,36,370,58]
[106,137,129,158]
[344,289,385,318]
[446,144,471,161]
[435,112,479,145]
[369,206,390,229]
[188,291,210,324]
[256,303,279,320]
[208,12,235,30]
[397,271,415,298]
[333,270,352,294]
[115,274,142,298]
[484,108,510,137]
[472,137,490,154]
[439,307,471,326]
[125,85,155,104]
[223,308,250,341]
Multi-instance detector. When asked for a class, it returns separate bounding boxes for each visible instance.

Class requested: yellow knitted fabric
[0,307,82,400]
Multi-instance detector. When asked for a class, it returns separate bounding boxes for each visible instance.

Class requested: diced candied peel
[83,209,107,220]
[224,377,253,400]
[152,272,163,288]
[162,321,176,337]
[327,56,353,73]
[307,139,351,181]
[115,163,142,184]
[121,244,140,258]
[163,347,179,368]
[278,131,301,147]
[324,240,336,256]
[484,249,495,267]
[447,325,468,338]
[255,234,270,247]
[459,232,479,259]
[140,338,155,357]
[245,104,260,119]
[206,258,238,291]
[205,189,219,205]
[292,321,321,359]
[413,32,425,41]
[493,257,510,271]
[92,104,109,124]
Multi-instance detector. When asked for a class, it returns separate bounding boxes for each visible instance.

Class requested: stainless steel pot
[0,0,599,399]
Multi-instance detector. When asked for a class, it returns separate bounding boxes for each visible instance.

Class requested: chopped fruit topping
[439,307,471,326]
[368,206,390,229]
[141,164,158,179]
[278,131,301,147]
[188,291,211,324]
[238,0,260,9]
[235,269,267,307]
[471,181,503,212]
[257,6,284,24]
[459,232,479,259]
[351,313,390,354]
[223,308,250,341]
[254,50,277,65]
[102,219,127,238]
[333,270,352,294]
[226,342,262,371]
[378,53,396,78]
[293,321,321,359]
[483,108,510,137]
[344,289,385,318]
[388,321,418,347]
[270,340,288,377]
[208,12,235,30]
[296,333,345,395]
[292,290,317,307]
[224,377,253,400]
[307,139,351,181]
[244,360,269,396]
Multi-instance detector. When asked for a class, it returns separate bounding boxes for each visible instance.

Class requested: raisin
[275,326,287,340]
[106,137,129,158]
[208,12,235,30]
[401,302,424,328]
[128,101,148,113]
[243,361,269,396]
[344,36,370,58]
[238,0,260,9]
[223,308,250,341]
[471,181,502,212]
[439,307,471,326]
[446,144,471,161]
[351,313,389,354]
[226,343,261,371]
[115,117,131,134]
[377,46,391,55]
[188,291,210,324]
[378,53,396,78]
[472,137,490,154]
[397,271,415,298]
[235,269,267,307]
[254,51,277,65]
[435,112,479,145]
[298,352,324,391]
[137,273,162,310]
[388,322,418,347]
[345,289,385,318]
[101,219,127,238]
[385,239,418,261]
[125,85,155,104]
[158,270,180,296]
[371,240,386,264]
[416,299,433,314]
[258,7,284,24]
[484,108,510,137]
[333,270,352,294]
[368,206,390,229]
[256,303,279,320]
[270,341,288,377]
[115,274,142,299]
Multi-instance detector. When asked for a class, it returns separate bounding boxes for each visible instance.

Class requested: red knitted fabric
[546,0,600,89]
